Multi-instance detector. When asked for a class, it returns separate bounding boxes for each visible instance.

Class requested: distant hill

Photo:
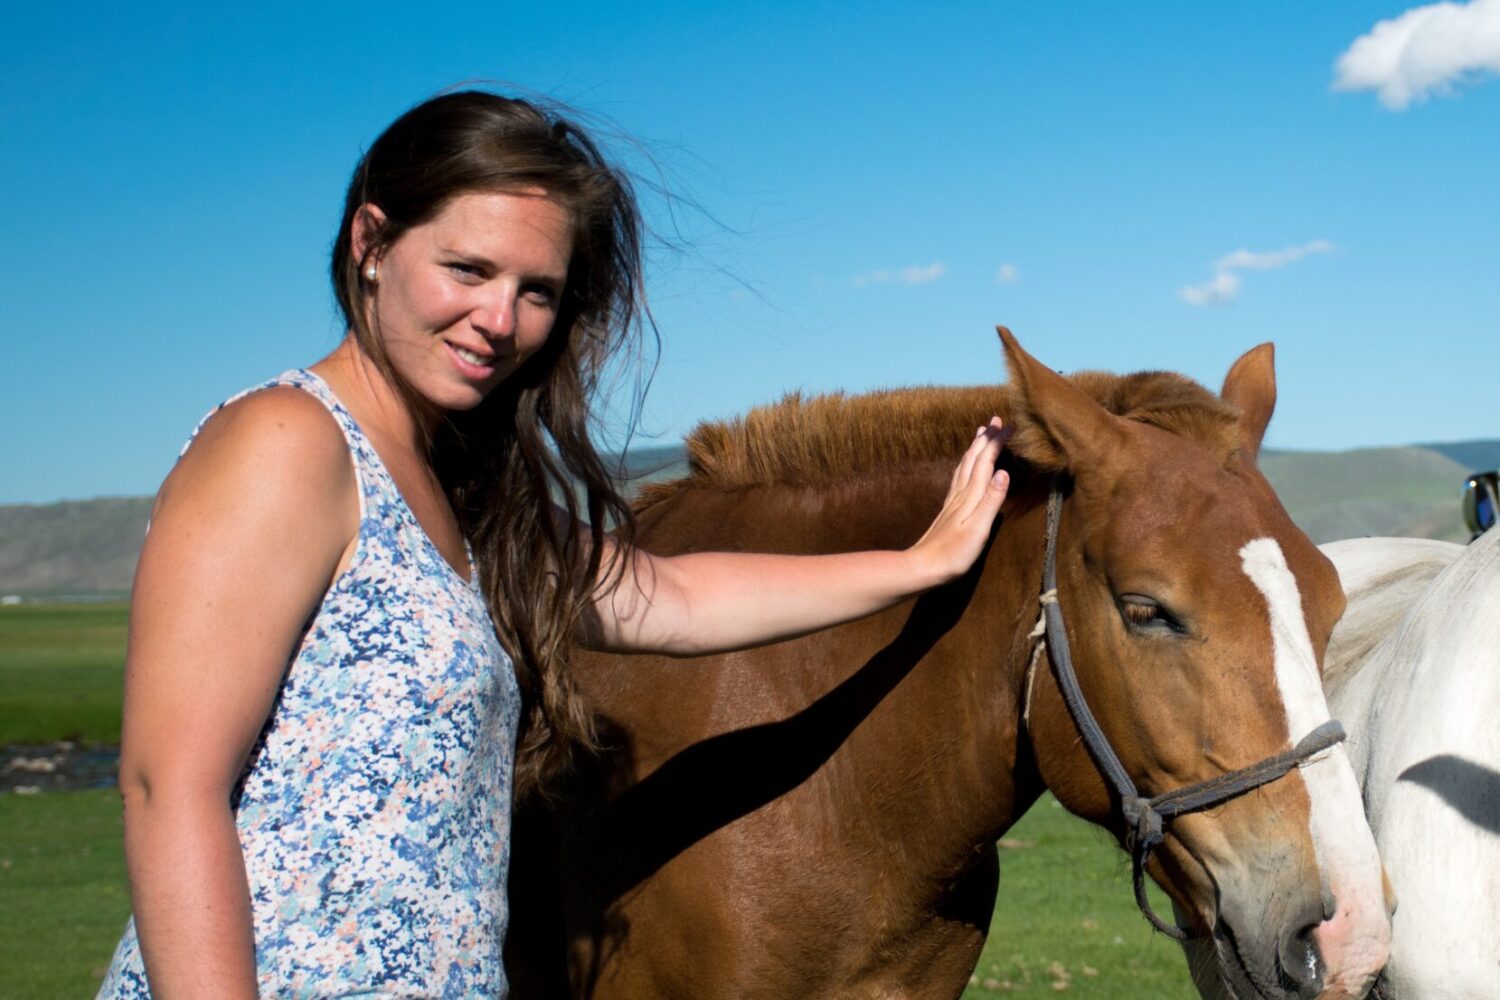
[0,497,151,598]
[2,440,1487,598]
[1418,439,1500,475]
[1259,446,1469,544]
[609,444,689,485]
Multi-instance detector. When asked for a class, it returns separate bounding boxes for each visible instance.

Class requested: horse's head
[1000,329,1390,1000]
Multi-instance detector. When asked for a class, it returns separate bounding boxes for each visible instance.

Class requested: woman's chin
[433,387,491,414]
[408,370,498,413]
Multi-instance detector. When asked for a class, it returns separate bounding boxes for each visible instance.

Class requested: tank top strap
[181,369,478,588]
[180,369,394,529]
[184,369,349,449]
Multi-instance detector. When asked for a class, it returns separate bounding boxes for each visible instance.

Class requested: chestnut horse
[507,331,1391,1000]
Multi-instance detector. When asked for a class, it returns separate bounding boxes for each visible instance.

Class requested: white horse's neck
[1321,537,1461,703]
[1320,531,1500,999]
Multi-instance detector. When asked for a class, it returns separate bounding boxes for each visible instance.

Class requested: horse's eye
[1118,595,1183,635]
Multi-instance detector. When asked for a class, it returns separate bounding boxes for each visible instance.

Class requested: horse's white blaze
[1240,538,1389,996]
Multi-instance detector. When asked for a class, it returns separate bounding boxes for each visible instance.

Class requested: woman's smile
[446,341,499,379]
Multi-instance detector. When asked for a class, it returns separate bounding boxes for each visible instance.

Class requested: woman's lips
[445,341,497,379]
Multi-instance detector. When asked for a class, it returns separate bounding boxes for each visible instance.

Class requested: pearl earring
[364,262,378,282]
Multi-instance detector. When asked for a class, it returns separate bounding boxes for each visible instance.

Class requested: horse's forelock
[637,370,1243,507]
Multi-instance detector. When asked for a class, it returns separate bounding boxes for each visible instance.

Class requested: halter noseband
[1030,484,1346,940]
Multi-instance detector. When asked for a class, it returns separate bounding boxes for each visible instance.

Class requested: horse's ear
[1220,343,1276,458]
[998,326,1128,473]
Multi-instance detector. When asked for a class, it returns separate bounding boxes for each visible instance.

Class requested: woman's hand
[906,417,1012,587]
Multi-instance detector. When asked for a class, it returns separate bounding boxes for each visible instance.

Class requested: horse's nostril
[1277,924,1325,994]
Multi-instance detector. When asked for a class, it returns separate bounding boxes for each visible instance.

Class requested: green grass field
[0,603,128,746]
[0,790,131,998]
[0,791,1194,999]
[0,603,1195,998]
[968,801,1193,998]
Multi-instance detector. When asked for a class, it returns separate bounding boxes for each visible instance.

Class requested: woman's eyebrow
[437,244,493,265]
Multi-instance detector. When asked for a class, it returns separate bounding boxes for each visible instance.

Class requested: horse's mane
[638,369,1240,509]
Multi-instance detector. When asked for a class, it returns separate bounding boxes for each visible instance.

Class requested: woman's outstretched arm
[118,389,356,997]
[585,419,1010,656]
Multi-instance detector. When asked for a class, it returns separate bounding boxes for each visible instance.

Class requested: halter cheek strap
[1028,484,1346,940]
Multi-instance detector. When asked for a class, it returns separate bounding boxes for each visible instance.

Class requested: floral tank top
[99,370,522,998]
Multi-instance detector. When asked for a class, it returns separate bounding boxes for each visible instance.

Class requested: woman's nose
[473,285,517,339]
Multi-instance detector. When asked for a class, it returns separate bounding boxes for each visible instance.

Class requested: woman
[100,91,1010,997]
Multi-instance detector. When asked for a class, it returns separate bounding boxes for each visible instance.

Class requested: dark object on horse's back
[1463,470,1498,540]
[506,329,1389,1000]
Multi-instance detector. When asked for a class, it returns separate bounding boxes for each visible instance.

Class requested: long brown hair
[330,90,647,796]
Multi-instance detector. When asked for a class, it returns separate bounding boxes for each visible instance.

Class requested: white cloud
[1214,239,1335,272]
[995,262,1019,284]
[1179,270,1244,306]
[1178,240,1335,307]
[852,261,946,288]
[1333,0,1500,109]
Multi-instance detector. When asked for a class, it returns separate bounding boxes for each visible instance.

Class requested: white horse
[1187,529,1500,998]
[1322,529,1500,998]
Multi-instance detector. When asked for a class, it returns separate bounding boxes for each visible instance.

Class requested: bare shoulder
[125,386,358,789]
[145,387,358,582]
[158,387,353,517]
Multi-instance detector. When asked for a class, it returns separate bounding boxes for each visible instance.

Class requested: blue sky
[4,1,1498,503]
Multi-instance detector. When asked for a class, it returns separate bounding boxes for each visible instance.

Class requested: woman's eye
[523,284,557,305]
[447,262,483,279]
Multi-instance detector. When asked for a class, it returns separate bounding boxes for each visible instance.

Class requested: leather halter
[1030,484,1346,939]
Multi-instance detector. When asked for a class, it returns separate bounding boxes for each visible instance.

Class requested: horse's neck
[1322,534,1499,809]
[1347,532,1500,741]
[762,462,1055,835]
[1321,537,1462,698]
[976,480,1057,812]
[631,463,1055,837]
[872,469,1055,833]
[838,465,1056,850]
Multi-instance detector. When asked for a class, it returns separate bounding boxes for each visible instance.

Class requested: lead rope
[1021,591,1055,728]
[1032,485,1347,940]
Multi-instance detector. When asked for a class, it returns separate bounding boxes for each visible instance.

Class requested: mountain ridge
[2,442,1484,597]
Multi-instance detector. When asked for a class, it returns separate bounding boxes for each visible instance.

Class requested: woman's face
[360,189,574,412]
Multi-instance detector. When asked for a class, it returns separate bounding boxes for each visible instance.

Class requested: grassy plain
[0,602,1195,998]
[0,789,130,998]
[968,800,1194,998]
[0,603,128,746]
[0,790,1194,999]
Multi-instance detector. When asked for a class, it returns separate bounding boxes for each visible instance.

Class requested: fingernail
[992,470,1009,488]
[975,426,986,438]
